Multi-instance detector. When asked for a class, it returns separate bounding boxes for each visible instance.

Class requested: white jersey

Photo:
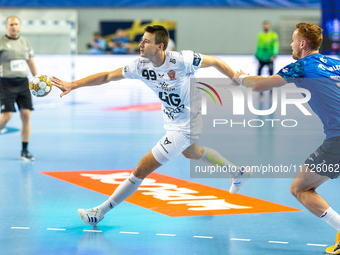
[122,50,202,133]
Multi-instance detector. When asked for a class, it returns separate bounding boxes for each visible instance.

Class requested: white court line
[120,231,139,234]
[307,243,328,247]
[5,225,331,248]
[230,238,251,241]
[193,236,213,239]
[83,230,102,233]
[268,241,289,244]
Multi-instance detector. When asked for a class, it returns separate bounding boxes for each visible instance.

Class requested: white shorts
[152,114,202,164]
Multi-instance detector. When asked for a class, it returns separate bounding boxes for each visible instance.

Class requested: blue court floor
[0,55,339,255]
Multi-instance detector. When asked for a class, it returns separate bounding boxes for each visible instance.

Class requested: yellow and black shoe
[326,231,340,254]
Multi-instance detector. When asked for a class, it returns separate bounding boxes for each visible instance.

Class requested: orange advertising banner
[41,170,301,217]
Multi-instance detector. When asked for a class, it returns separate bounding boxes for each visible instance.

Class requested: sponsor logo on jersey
[168,70,176,80]
[163,105,185,120]
[282,68,288,73]
[170,58,176,64]
[193,52,202,67]
[164,137,172,145]
[41,170,302,217]
[139,59,150,64]
[160,142,169,153]
[124,66,129,73]
[156,82,175,91]
[158,73,165,78]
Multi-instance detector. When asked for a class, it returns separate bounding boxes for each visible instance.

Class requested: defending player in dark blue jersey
[278,54,340,140]
[234,23,340,254]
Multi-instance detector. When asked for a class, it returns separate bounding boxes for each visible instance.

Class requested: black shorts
[0,77,34,113]
[304,136,340,179]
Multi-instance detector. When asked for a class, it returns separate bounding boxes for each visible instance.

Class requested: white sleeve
[180,50,203,74]
[122,59,140,79]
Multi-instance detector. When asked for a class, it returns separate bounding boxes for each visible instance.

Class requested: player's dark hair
[144,25,169,50]
[296,23,323,51]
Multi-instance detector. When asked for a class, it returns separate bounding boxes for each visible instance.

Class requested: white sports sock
[320,207,340,231]
[199,147,240,177]
[96,173,143,215]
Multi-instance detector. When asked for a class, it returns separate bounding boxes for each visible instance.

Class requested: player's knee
[182,151,201,160]
[1,113,12,123]
[290,183,304,199]
[133,167,149,179]
[182,145,204,160]
[20,112,30,123]
[182,151,192,159]
[290,184,298,198]
[133,163,151,179]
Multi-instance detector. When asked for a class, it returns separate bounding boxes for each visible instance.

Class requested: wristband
[238,74,250,86]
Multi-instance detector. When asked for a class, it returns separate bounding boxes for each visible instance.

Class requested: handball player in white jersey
[51,25,251,226]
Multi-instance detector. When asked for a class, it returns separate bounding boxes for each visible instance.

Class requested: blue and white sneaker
[78,208,104,227]
[229,166,252,194]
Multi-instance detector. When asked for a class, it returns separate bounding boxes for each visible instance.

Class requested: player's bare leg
[78,150,162,226]
[291,164,340,254]
[20,109,31,143]
[132,150,162,178]
[0,112,12,132]
[290,164,330,216]
[19,109,34,161]
[182,142,252,194]
[181,141,204,160]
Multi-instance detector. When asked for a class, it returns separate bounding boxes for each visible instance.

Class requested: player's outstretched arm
[200,54,235,79]
[233,70,287,92]
[51,67,124,98]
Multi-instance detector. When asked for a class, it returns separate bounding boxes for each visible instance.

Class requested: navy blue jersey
[277,54,340,139]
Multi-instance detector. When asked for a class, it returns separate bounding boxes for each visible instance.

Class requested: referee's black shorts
[0,77,34,113]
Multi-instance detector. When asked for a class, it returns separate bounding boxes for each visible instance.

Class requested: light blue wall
[78,8,320,54]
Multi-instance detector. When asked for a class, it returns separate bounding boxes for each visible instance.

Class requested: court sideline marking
[8,226,328,247]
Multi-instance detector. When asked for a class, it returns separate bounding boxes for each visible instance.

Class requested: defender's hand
[50,76,72,98]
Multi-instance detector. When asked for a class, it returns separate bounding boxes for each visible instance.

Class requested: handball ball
[29,74,52,97]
